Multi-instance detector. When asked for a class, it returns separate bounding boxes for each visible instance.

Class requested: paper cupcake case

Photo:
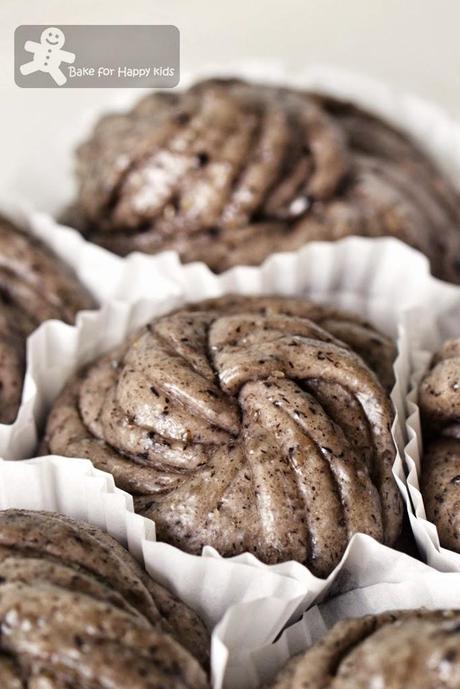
[0,455,429,689]
[0,455,307,689]
[0,198,184,459]
[247,564,460,688]
[404,284,460,573]
[0,236,440,688]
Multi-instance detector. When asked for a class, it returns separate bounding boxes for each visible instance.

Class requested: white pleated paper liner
[0,196,123,304]
[405,349,460,571]
[107,235,457,327]
[0,455,308,689]
[0,198,182,460]
[0,459,434,689]
[246,564,460,689]
[11,236,428,655]
[0,198,112,460]
[396,267,460,574]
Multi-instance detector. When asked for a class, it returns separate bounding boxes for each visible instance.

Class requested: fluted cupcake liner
[0,234,440,687]
[0,455,307,689]
[0,199,108,459]
[0,199,183,459]
[0,464,442,689]
[394,266,460,572]
[247,561,460,688]
[404,298,460,572]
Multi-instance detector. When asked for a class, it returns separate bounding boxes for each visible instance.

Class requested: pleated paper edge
[404,340,460,573]
[243,564,460,688]
[0,454,309,689]
[4,236,448,689]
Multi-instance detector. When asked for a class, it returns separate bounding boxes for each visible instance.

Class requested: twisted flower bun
[0,509,209,678]
[419,339,460,551]
[268,609,460,689]
[67,78,460,281]
[43,295,402,576]
[0,214,95,423]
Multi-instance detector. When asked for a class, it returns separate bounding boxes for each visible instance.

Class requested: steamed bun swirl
[43,296,402,576]
[68,78,460,281]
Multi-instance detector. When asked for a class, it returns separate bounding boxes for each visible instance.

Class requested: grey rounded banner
[14,25,180,88]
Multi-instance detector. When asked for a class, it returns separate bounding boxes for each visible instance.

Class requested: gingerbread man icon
[20,27,75,86]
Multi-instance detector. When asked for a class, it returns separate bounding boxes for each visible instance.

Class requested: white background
[1,0,460,210]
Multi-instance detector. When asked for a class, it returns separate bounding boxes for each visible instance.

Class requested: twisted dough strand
[268,609,460,689]
[44,296,401,576]
[0,215,95,424]
[68,79,460,282]
[419,340,460,551]
[0,510,209,668]
[0,582,208,689]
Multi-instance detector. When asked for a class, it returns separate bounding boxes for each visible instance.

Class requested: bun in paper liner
[247,558,460,689]
[41,293,402,577]
[0,507,210,684]
[266,610,460,689]
[405,300,460,572]
[0,199,181,460]
[0,217,93,424]
[5,237,450,688]
[0,455,308,689]
[0,201,100,458]
[26,238,413,525]
[21,62,460,283]
[0,456,435,689]
[66,74,460,282]
[16,238,422,640]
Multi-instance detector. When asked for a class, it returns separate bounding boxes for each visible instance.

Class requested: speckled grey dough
[0,214,95,424]
[0,509,210,688]
[267,609,460,689]
[66,78,460,281]
[419,339,460,552]
[43,295,402,577]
